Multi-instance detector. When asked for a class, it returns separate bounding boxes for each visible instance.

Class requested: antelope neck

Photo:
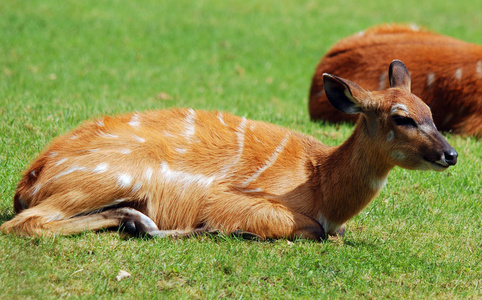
[315,122,393,225]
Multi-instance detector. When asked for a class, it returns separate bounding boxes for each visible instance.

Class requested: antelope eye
[393,115,417,128]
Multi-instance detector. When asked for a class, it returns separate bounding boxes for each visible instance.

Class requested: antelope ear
[389,59,411,92]
[323,73,367,114]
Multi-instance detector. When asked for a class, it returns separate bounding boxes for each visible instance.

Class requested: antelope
[0,60,458,240]
[309,24,482,137]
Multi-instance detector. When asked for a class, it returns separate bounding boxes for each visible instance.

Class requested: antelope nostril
[444,149,458,165]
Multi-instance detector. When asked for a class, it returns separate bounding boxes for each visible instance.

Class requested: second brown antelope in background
[0,60,457,241]
[309,24,482,137]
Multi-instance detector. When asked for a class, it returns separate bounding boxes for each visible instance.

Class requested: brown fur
[309,24,482,137]
[1,61,457,240]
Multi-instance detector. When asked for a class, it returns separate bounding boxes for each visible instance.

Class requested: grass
[1,0,481,298]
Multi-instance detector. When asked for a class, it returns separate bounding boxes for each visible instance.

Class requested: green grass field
[1,0,481,298]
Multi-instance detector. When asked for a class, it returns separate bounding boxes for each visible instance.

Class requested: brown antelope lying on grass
[309,24,482,137]
[1,60,458,240]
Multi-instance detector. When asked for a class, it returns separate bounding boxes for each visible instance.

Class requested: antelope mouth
[424,159,449,171]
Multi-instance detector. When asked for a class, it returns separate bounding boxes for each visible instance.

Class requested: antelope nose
[444,149,458,166]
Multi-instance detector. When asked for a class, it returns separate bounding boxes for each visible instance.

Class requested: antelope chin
[424,159,450,172]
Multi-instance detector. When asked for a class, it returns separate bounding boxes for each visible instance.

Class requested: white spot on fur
[93,163,108,173]
[391,103,410,116]
[477,61,482,77]
[174,147,187,154]
[132,135,145,143]
[55,158,68,166]
[183,108,196,140]
[217,112,227,126]
[410,24,420,31]
[128,113,141,128]
[49,152,58,157]
[242,188,263,193]
[236,117,247,157]
[164,131,175,137]
[144,167,153,181]
[387,130,394,142]
[455,68,462,80]
[241,132,290,187]
[370,177,388,191]
[378,72,387,90]
[117,173,132,188]
[55,166,87,179]
[32,184,42,196]
[89,148,100,152]
[160,162,214,188]
[118,148,132,154]
[95,119,104,127]
[218,117,248,176]
[132,182,142,193]
[70,135,79,140]
[427,72,435,87]
[30,170,36,177]
[98,132,119,138]
[357,30,364,36]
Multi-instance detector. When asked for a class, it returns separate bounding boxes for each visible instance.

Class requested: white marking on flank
[132,182,142,193]
[95,119,104,127]
[117,173,133,188]
[390,103,410,116]
[144,167,153,182]
[164,131,175,137]
[70,135,79,140]
[183,108,196,140]
[49,152,58,157]
[128,113,141,128]
[132,135,146,143]
[236,117,247,158]
[217,112,227,126]
[118,148,131,154]
[455,68,462,80]
[55,166,87,179]
[241,132,290,187]
[89,149,100,153]
[55,158,68,166]
[477,61,482,78]
[160,162,214,188]
[98,132,119,138]
[174,147,187,154]
[243,188,263,193]
[378,72,387,90]
[93,163,109,173]
[427,72,435,87]
[32,184,42,196]
[218,116,247,176]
